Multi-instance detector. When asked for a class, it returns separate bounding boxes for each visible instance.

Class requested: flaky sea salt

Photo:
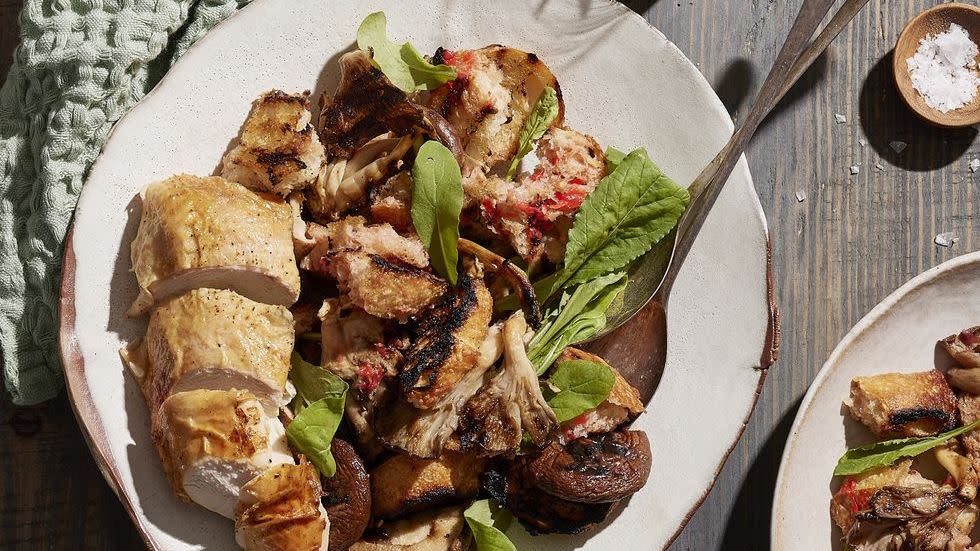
[906,23,980,113]
[849,165,860,175]
[971,158,980,173]
[935,232,958,248]
[834,113,847,124]
[890,140,907,154]
[795,190,806,202]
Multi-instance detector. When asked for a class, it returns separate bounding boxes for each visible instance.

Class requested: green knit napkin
[0,0,252,405]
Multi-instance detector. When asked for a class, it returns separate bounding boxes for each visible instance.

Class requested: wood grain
[1,1,977,550]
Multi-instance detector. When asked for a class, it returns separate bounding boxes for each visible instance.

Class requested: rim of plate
[57,1,776,549]
[770,250,980,550]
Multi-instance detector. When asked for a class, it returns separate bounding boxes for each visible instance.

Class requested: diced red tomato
[962,329,980,346]
[373,342,393,361]
[441,49,457,66]
[355,362,385,393]
[838,478,873,514]
[568,177,586,186]
[563,414,589,441]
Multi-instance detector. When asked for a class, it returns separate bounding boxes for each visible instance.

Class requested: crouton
[846,370,958,438]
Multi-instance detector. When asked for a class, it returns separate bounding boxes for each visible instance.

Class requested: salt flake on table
[935,232,958,247]
[875,162,885,171]
[849,165,860,175]
[906,23,980,113]
[970,158,980,173]
[889,140,907,154]
[795,190,806,202]
[834,113,847,124]
[859,138,867,147]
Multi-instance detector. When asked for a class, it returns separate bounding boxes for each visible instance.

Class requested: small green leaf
[834,419,980,476]
[356,12,456,92]
[506,86,560,180]
[411,140,463,284]
[604,146,626,173]
[527,272,627,375]
[464,500,516,551]
[548,148,689,298]
[286,352,348,477]
[546,360,615,422]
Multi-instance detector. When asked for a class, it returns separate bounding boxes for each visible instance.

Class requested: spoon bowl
[894,2,980,129]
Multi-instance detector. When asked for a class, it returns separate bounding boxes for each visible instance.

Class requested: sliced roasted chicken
[130,288,293,413]
[221,90,325,197]
[399,275,493,409]
[152,389,293,519]
[235,460,330,551]
[375,323,504,458]
[845,370,958,438]
[429,46,563,176]
[457,311,557,454]
[349,507,469,551]
[555,348,644,440]
[476,127,605,265]
[370,452,485,520]
[302,217,446,320]
[128,175,300,315]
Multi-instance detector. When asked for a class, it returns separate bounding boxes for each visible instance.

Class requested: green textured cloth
[0,0,252,405]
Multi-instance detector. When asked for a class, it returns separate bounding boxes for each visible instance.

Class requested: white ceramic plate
[772,251,980,550]
[59,1,773,549]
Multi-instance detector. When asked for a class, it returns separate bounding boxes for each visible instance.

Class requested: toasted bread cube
[846,370,958,438]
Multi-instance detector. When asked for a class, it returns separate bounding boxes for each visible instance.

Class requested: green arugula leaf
[544,148,688,297]
[834,419,980,476]
[356,12,456,92]
[286,353,348,477]
[464,499,516,551]
[527,272,628,375]
[506,86,559,180]
[604,146,627,173]
[411,140,463,284]
[546,360,615,422]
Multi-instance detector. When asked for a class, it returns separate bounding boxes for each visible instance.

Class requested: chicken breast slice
[129,174,300,315]
[152,389,293,519]
[235,461,329,551]
[131,288,293,413]
[221,90,325,198]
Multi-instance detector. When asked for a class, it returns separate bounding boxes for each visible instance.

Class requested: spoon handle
[661,0,865,293]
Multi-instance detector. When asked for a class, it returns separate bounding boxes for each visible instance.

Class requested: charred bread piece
[846,370,958,437]
[370,452,485,520]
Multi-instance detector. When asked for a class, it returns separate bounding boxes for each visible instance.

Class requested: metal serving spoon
[588,0,872,401]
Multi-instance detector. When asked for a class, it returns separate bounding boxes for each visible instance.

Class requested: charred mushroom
[457,238,541,327]
[942,327,980,370]
[321,439,372,551]
[525,430,652,504]
[483,462,613,535]
[458,311,557,455]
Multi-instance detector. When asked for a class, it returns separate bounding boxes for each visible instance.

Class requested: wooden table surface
[1,1,977,549]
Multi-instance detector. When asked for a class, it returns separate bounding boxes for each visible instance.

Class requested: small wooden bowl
[894,2,980,128]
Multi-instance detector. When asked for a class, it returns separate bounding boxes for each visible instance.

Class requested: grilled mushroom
[482,463,613,535]
[943,327,980,370]
[457,311,557,454]
[525,430,652,504]
[846,485,977,551]
[456,238,540,327]
[321,439,371,551]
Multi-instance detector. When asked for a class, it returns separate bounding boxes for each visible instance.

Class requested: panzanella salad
[121,11,689,551]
